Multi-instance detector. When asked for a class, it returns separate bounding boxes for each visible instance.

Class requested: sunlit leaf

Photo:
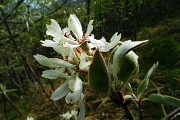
[108,46,118,75]
[137,62,158,98]
[146,94,180,107]
[117,51,139,83]
[145,62,159,80]
[88,49,110,93]
[113,40,148,81]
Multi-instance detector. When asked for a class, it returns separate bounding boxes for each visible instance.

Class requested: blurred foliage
[0,0,180,119]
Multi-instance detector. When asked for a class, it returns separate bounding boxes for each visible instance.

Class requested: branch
[0,0,24,25]
[0,0,67,47]
[163,107,180,120]
[34,0,67,23]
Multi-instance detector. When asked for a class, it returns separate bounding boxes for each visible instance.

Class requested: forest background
[0,0,180,119]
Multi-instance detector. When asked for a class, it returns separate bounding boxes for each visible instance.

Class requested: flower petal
[41,69,69,79]
[88,36,110,52]
[52,44,69,57]
[109,32,121,49]
[68,73,82,91]
[33,54,75,68]
[65,90,82,104]
[85,20,94,37]
[63,42,79,62]
[65,74,83,104]
[41,40,58,47]
[68,14,83,40]
[79,53,91,71]
[50,80,70,101]
[46,19,62,38]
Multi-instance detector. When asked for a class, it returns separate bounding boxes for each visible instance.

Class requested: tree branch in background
[0,7,63,114]
[0,0,24,25]
[34,0,67,23]
[163,107,180,120]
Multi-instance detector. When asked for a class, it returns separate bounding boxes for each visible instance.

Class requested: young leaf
[78,98,85,120]
[146,94,180,107]
[88,49,110,93]
[113,40,148,81]
[108,46,118,75]
[117,51,139,83]
[137,62,158,98]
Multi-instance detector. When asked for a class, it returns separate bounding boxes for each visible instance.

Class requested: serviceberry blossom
[34,14,121,120]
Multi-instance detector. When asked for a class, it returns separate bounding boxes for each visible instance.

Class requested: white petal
[53,44,69,57]
[62,37,77,44]
[85,20,94,37]
[109,32,121,49]
[62,27,76,41]
[33,54,75,68]
[68,14,83,39]
[41,69,69,79]
[46,19,62,38]
[50,80,70,101]
[65,90,82,104]
[41,40,58,47]
[68,73,82,91]
[63,42,79,62]
[79,53,91,71]
[88,36,110,52]
[63,42,80,49]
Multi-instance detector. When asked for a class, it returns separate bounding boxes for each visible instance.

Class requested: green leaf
[78,99,85,120]
[113,40,148,81]
[146,94,180,107]
[117,51,139,83]
[108,46,118,75]
[145,62,159,80]
[137,62,158,98]
[88,49,110,93]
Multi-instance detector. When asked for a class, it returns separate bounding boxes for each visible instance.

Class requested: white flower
[61,110,78,119]
[109,32,121,49]
[87,32,121,52]
[68,14,83,40]
[65,73,83,104]
[33,54,75,68]
[85,20,94,37]
[50,73,83,104]
[41,68,69,79]
[26,116,34,120]
[46,19,62,38]
[79,53,91,71]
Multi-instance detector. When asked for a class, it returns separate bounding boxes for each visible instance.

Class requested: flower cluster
[34,14,121,119]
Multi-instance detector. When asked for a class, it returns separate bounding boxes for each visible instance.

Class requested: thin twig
[1,7,63,114]
[163,107,180,120]
[1,89,8,120]
[0,0,24,25]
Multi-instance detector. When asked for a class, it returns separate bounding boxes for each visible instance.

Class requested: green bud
[117,51,139,83]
